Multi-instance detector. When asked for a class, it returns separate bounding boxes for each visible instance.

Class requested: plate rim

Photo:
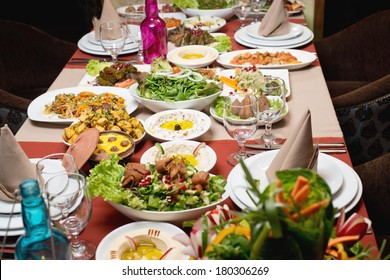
[182,15,226,32]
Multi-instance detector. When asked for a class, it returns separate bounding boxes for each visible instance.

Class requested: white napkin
[0,125,36,202]
[92,0,123,40]
[265,109,319,181]
[258,0,290,37]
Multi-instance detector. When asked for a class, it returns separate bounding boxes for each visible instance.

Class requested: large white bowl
[180,7,236,20]
[108,187,230,226]
[128,83,221,113]
[167,45,219,69]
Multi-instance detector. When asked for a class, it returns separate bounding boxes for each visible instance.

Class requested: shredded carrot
[219,76,239,90]
[290,176,309,198]
[327,235,360,248]
[292,183,310,206]
[172,66,181,74]
[291,199,330,221]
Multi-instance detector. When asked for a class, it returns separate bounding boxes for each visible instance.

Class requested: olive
[98,149,106,154]
[110,146,119,152]
[120,140,130,147]
[174,124,182,130]
[98,139,103,144]
[108,136,117,142]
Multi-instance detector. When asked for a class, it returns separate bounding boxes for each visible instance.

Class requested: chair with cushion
[0,20,77,133]
[332,76,390,258]
[314,9,390,99]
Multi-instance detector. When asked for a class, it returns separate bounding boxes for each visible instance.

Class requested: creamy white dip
[147,110,210,140]
[169,46,218,65]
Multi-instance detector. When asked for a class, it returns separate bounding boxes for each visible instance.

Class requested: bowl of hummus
[167,45,219,68]
[140,140,217,172]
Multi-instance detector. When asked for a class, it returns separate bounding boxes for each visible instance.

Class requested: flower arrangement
[173,161,388,260]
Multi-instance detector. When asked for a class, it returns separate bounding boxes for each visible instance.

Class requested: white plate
[78,34,138,56]
[182,16,226,33]
[245,22,303,41]
[219,69,291,97]
[96,221,189,260]
[217,48,317,70]
[86,25,138,46]
[140,140,217,172]
[227,150,358,217]
[0,200,21,214]
[236,24,313,47]
[0,228,24,236]
[144,109,211,141]
[27,86,139,124]
[0,213,23,231]
[210,100,289,126]
[234,26,314,49]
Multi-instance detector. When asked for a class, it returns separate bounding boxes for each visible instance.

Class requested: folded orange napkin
[92,0,123,40]
[265,109,319,181]
[258,0,290,37]
[0,125,36,202]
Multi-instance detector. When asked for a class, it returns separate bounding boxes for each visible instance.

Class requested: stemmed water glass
[44,172,95,260]
[223,92,259,166]
[233,4,252,30]
[253,76,287,148]
[250,0,265,24]
[128,24,144,64]
[100,21,128,64]
[36,153,78,189]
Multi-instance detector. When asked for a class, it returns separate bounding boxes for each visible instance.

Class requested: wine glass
[100,21,128,64]
[36,153,78,190]
[223,92,259,166]
[250,0,265,24]
[253,76,287,148]
[123,10,145,64]
[233,4,251,30]
[44,172,95,260]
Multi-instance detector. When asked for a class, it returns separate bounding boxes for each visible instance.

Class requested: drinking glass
[122,10,145,64]
[44,172,95,260]
[100,21,128,64]
[36,153,78,190]
[250,0,265,24]
[253,76,287,148]
[223,92,258,166]
[233,4,251,30]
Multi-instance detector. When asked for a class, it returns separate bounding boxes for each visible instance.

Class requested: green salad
[173,0,235,9]
[137,69,222,102]
[87,154,227,212]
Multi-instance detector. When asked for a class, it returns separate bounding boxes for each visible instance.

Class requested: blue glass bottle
[141,0,168,64]
[15,179,72,260]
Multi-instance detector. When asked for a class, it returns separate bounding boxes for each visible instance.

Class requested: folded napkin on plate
[265,109,319,181]
[258,0,290,37]
[92,0,123,40]
[0,125,36,202]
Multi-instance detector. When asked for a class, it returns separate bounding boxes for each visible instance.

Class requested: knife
[245,143,345,150]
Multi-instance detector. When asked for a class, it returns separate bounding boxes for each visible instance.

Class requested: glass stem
[237,140,246,158]
[71,234,82,253]
[262,122,274,147]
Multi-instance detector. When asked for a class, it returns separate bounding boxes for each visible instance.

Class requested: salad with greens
[87,154,227,212]
[136,57,222,102]
[172,0,236,9]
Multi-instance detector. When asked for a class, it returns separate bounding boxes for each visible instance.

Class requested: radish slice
[193,142,206,156]
[125,235,137,251]
[159,247,173,260]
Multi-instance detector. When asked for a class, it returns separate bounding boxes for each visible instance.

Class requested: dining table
[12,11,379,259]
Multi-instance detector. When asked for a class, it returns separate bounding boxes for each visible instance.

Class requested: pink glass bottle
[141,0,168,64]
